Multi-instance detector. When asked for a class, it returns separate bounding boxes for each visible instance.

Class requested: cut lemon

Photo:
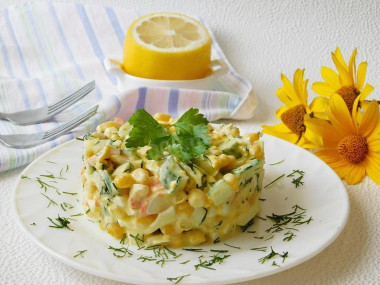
[122,12,212,80]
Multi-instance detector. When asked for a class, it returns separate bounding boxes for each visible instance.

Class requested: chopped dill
[182,248,207,252]
[287,169,305,188]
[108,245,134,258]
[47,215,73,231]
[250,246,267,252]
[223,243,241,249]
[63,191,77,195]
[269,159,285,165]
[194,253,231,270]
[167,274,191,284]
[41,193,58,207]
[74,249,87,258]
[258,247,288,264]
[264,174,285,188]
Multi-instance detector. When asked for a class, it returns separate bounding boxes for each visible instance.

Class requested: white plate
[13,134,349,284]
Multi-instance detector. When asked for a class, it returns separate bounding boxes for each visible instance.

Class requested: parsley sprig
[126,108,210,163]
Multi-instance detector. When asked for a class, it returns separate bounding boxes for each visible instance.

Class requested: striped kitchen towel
[0,2,256,172]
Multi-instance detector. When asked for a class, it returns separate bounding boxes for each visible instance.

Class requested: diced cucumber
[207,179,233,205]
[158,156,189,194]
[192,207,208,226]
[93,170,120,197]
[192,155,218,176]
[219,137,242,158]
[179,162,204,188]
[231,159,264,199]
[112,162,134,177]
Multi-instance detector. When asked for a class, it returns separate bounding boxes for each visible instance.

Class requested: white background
[1,0,380,284]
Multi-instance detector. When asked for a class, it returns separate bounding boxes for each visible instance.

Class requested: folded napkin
[0,2,256,172]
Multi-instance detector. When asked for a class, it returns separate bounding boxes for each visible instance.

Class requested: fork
[0,80,95,125]
[0,105,98,148]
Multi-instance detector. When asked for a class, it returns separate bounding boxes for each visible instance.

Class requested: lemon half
[123,12,212,80]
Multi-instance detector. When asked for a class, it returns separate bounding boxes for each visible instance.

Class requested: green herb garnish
[264,174,285,188]
[167,274,191,284]
[287,169,305,188]
[74,249,87,258]
[108,245,134,258]
[126,108,210,163]
[47,215,73,231]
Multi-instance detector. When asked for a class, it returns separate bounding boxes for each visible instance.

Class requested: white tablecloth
[1,0,380,284]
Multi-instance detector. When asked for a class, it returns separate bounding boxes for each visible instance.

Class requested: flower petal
[276,88,294,107]
[368,139,380,152]
[262,125,300,144]
[334,47,349,70]
[275,106,289,119]
[321,66,340,89]
[315,149,341,164]
[356,61,367,90]
[358,100,379,137]
[304,116,342,147]
[309,96,328,113]
[332,50,352,85]
[348,48,357,83]
[311,82,336,96]
[328,94,356,134]
[365,154,380,184]
[281,74,299,103]
[293,69,308,105]
[344,162,366,185]
[358,83,374,101]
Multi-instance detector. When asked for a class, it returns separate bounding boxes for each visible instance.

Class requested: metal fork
[0,80,95,125]
[0,105,98,148]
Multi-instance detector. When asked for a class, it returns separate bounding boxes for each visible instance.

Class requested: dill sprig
[194,253,231,270]
[258,247,288,264]
[264,174,285,188]
[287,169,305,188]
[41,193,58,207]
[108,245,134,258]
[47,215,73,231]
[74,249,87,258]
[265,204,312,240]
[167,274,191,284]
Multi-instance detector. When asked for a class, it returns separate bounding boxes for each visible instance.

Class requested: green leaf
[126,108,211,162]
[174,108,208,135]
[147,136,172,160]
[126,109,166,147]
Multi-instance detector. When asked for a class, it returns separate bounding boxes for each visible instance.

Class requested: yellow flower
[312,47,374,113]
[305,94,380,185]
[262,69,325,148]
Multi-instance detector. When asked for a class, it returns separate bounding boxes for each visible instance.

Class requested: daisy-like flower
[312,47,374,113]
[262,69,325,148]
[305,94,380,185]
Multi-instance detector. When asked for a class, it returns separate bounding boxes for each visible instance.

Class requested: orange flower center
[280,104,306,137]
[336,85,360,113]
[337,135,368,164]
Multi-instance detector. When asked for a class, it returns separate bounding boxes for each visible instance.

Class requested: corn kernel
[185,229,206,246]
[104,126,118,139]
[153,113,171,122]
[113,173,135,189]
[188,188,206,208]
[106,223,125,239]
[250,144,263,159]
[223,173,239,192]
[131,168,149,184]
[96,121,119,133]
[243,132,260,143]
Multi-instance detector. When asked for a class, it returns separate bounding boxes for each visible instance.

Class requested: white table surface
[1,0,380,284]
